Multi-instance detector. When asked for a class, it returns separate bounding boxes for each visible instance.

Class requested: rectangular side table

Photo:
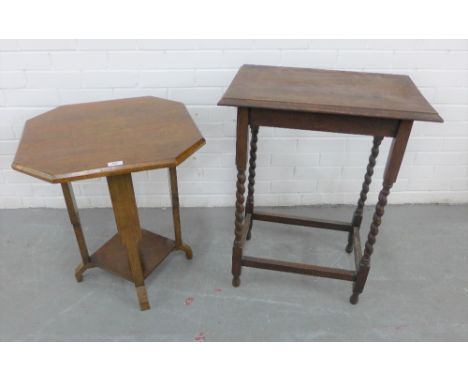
[12,97,205,311]
[219,65,442,304]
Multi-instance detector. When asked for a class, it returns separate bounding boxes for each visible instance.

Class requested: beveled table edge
[11,137,206,183]
[217,99,444,123]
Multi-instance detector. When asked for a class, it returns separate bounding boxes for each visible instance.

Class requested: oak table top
[219,64,443,123]
[12,96,205,183]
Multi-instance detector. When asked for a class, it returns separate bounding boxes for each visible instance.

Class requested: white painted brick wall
[0,39,467,209]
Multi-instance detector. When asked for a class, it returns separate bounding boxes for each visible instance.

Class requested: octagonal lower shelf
[91,229,176,282]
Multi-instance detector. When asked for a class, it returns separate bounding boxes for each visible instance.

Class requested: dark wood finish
[246,125,259,240]
[346,136,384,253]
[107,173,149,311]
[241,256,355,282]
[61,182,96,281]
[240,213,252,248]
[350,120,413,304]
[353,227,362,271]
[169,167,193,259]
[220,65,442,305]
[253,211,352,232]
[12,96,205,183]
[250,108,399,137]
[232,107,249,287]
[383,120,414,184]
[12,97,204,311]
[219,65,443,122]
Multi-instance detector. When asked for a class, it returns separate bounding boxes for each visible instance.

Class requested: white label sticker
[107,160,124,167]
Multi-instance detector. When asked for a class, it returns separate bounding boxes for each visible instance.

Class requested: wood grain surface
[12,96,205,183]
[219,64,443,122]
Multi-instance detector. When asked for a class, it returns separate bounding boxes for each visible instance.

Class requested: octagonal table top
[12,97,205,183]
[219,64,443,123]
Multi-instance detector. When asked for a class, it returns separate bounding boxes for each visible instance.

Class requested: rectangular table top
[218,65,443,122]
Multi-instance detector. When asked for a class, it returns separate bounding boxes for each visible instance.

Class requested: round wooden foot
[232,277,240,287]
[75,273,83,282]
[349,293,359,305]
[345,243,353,253]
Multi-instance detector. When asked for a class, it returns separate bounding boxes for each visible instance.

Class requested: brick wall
[0,39,467,208]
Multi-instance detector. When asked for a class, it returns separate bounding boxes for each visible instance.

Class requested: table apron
[249,108,399,137]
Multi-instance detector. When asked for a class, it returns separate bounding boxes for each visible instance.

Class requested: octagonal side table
[12,96,205,311]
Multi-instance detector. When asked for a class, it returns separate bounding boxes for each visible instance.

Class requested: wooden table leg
[232,108,249,287]
[61,182,95,282]
[107,173,150,311]
[350,121,413,304]
[346,136,383,253]
[168,166,192,259]
[246,125,259,240]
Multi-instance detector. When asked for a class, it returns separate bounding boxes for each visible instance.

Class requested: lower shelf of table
[90,229,176,282]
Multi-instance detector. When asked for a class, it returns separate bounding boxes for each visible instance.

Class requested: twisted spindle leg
[232,170,246,287]
[346,136,383,253]
[350,183,391,304]
[349,120,412,304]
[232,108,249,287]
[246,125,259,240]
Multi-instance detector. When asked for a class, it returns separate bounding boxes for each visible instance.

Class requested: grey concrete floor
[0,205,467,341]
